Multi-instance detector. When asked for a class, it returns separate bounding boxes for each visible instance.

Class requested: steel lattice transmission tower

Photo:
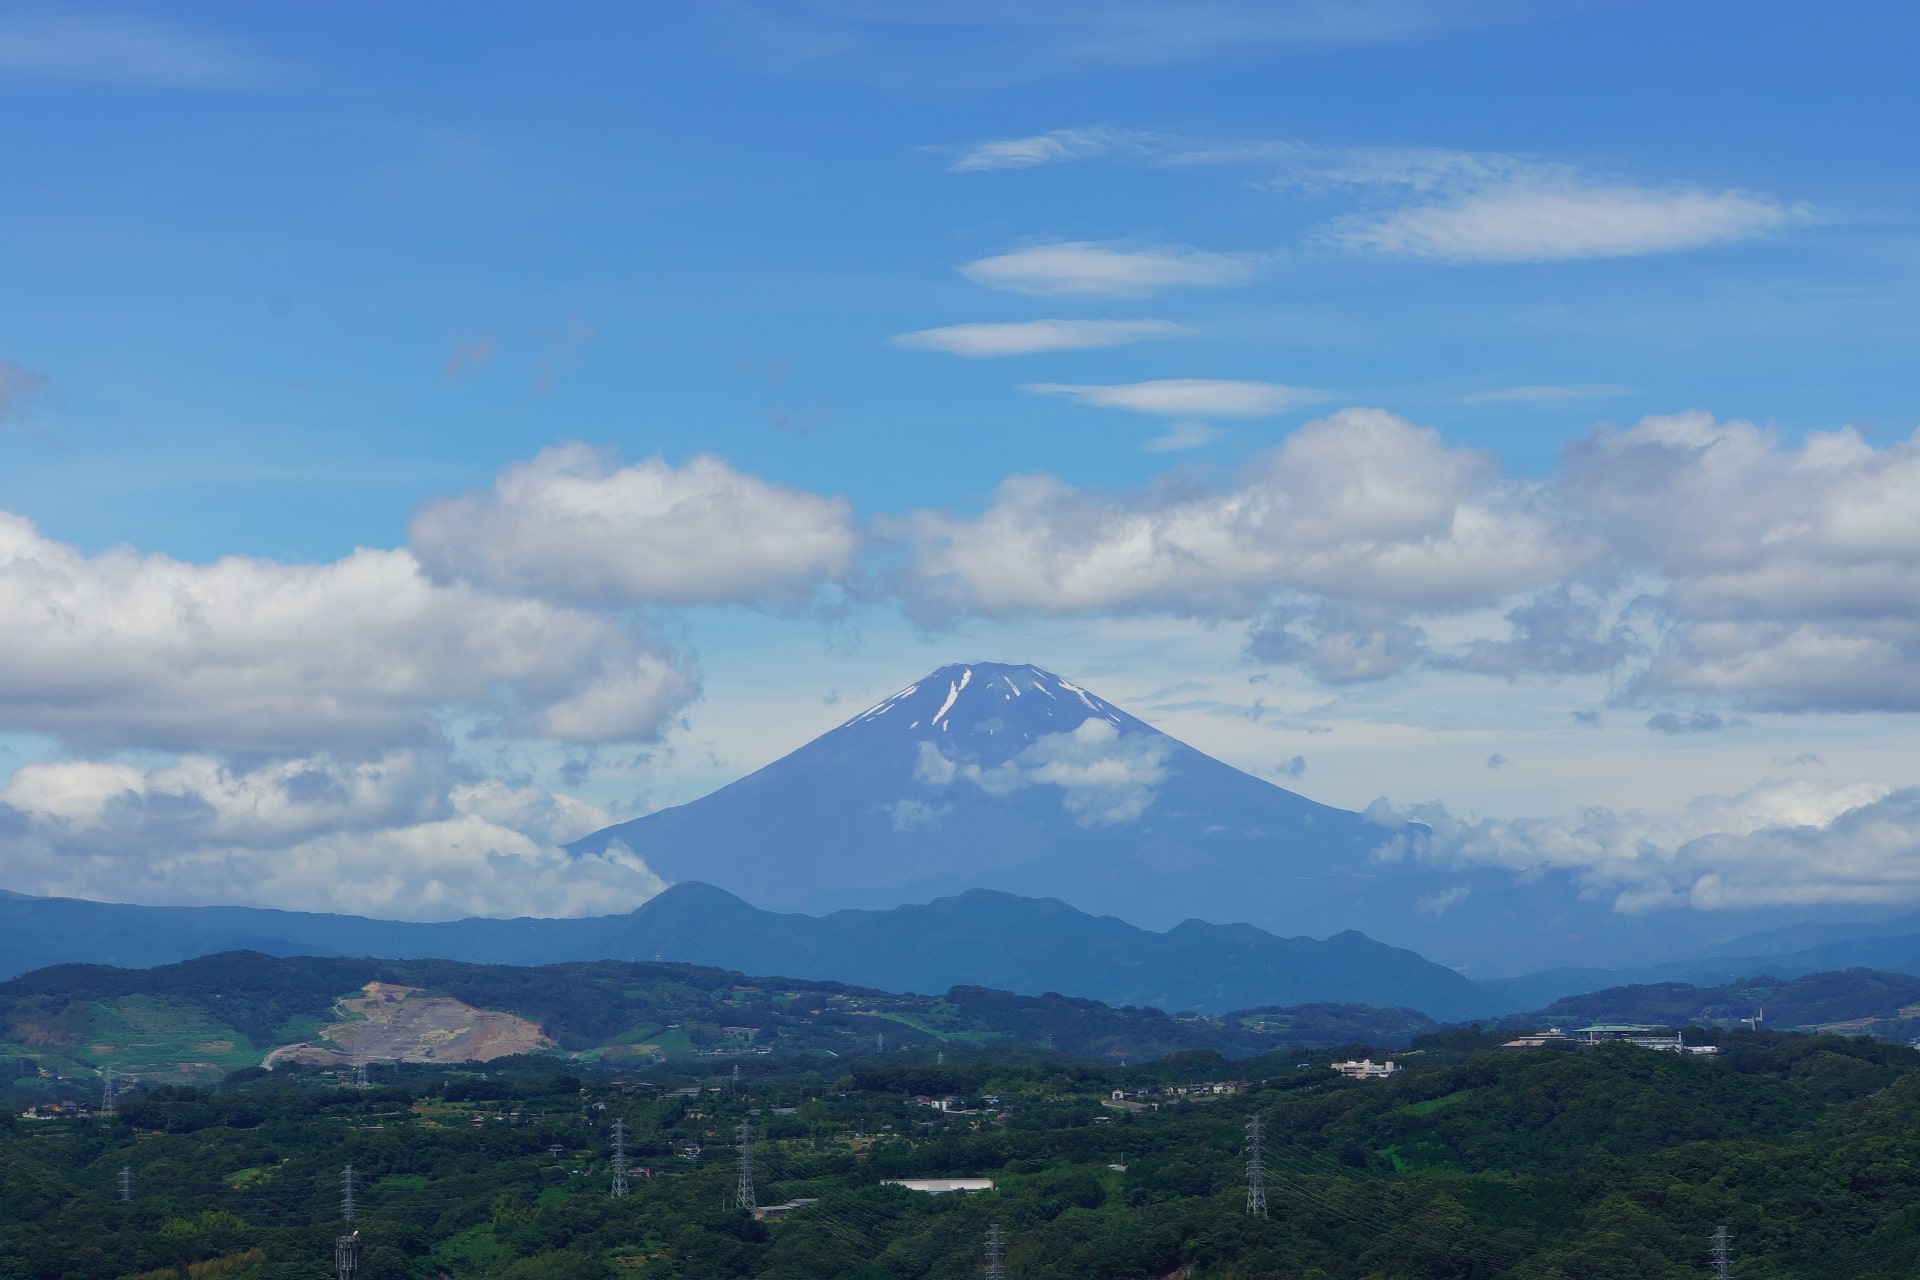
[335,1166,359,1280]
[735,1120,756,1211]
[1245,1115,1268,1218]
[101,1066,117,1115]
[119,1166,131,1202]
[985,1223,1005,1280]
[611,1118,630,1197]
[1711,1225,1730,1280]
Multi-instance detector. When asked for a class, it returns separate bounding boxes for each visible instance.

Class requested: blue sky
[4,2,1920,922]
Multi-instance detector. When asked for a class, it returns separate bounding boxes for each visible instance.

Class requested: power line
[735,1120,756,1212]
[611,1118,630,1197]
[1246,1115,1268,1218]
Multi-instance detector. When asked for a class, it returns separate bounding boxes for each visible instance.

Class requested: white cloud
[916,719,1171,827]
[910,407,1583,619]
[950,128,1803,263]
[1464,384,1631,404]
[1025,379,1320,418]
[410,445,858,609]
[959,242,1263,297]
[891,319,1193,357]
[948,126,1154,172]
[0,752,662,919]
[1338,181,1803,262]
[1562,413,1920,712]
[0,14,262,88]
[1144,422,1222,453]
[1369,777,1920,912]
[0,510,696,754]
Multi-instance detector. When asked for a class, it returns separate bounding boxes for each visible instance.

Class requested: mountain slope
[0,882,1488,1019]
[569,663,1390,932]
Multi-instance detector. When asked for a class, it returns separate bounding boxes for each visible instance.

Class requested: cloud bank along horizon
[0,4,1910,921]
[3,404,1918,917]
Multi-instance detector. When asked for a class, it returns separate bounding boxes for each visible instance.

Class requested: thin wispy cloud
[1337,182,1805,262]
[0,360,49,421]
[1025,379,1320,417]
[960,242,1265,297]
[891,318,1193,357]
[0,14,264,89]
[950,128,1808,262]
[1465,384,1631,404]
[1144,422,1222,452]
[948,126,1156,172]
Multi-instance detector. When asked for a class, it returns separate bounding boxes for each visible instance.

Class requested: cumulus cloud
[915,720,1171,827]
[0,752,662,919]
[891,319,1193,357]
[911,407,1583,620]
[0,510,695,754]
[1368,778,1920,912]
[1563,413,1920,712]
[410,445,858,609]
[1024,379,1320,417]
[960,242,1264,297]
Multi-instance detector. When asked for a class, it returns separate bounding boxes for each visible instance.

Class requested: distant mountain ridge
[0,882,1489,1020]
[562,662,1874,975]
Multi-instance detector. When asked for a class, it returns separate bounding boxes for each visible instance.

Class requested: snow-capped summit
[832,662,1140,767]
[570,661,1384,933]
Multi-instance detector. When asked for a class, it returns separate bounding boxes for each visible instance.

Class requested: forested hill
[1518,967,1920,1035]
[0,951,1440,1089]
[4,1022,1918,1278]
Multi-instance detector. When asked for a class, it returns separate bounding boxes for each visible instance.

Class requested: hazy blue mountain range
[0,882,1486,1020]
[565,662,1871,975]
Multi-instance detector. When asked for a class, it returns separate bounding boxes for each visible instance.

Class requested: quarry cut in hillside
[263,981,551,1068]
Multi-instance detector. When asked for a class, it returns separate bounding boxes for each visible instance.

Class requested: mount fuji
[572,663,1390,936]
[571,662,1843,975]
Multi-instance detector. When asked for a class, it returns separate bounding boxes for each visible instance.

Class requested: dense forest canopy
[3,1027,1919,1278]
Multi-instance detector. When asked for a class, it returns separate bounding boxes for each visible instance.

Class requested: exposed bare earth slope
[264,982,550,1067]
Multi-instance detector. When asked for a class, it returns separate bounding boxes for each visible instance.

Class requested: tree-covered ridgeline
[3,1030,1920,1278]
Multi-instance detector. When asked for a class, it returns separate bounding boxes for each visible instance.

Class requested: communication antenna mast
[985,1223,1005,1280]
[611,1118,629,1197]
[119,1166,132,1202]
[335,1166,360,1280]
[1711,1225,1730,1280]
[1245,1116,1268,1218]
[334,1230,360,1280]
[735,1120,756,1211]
